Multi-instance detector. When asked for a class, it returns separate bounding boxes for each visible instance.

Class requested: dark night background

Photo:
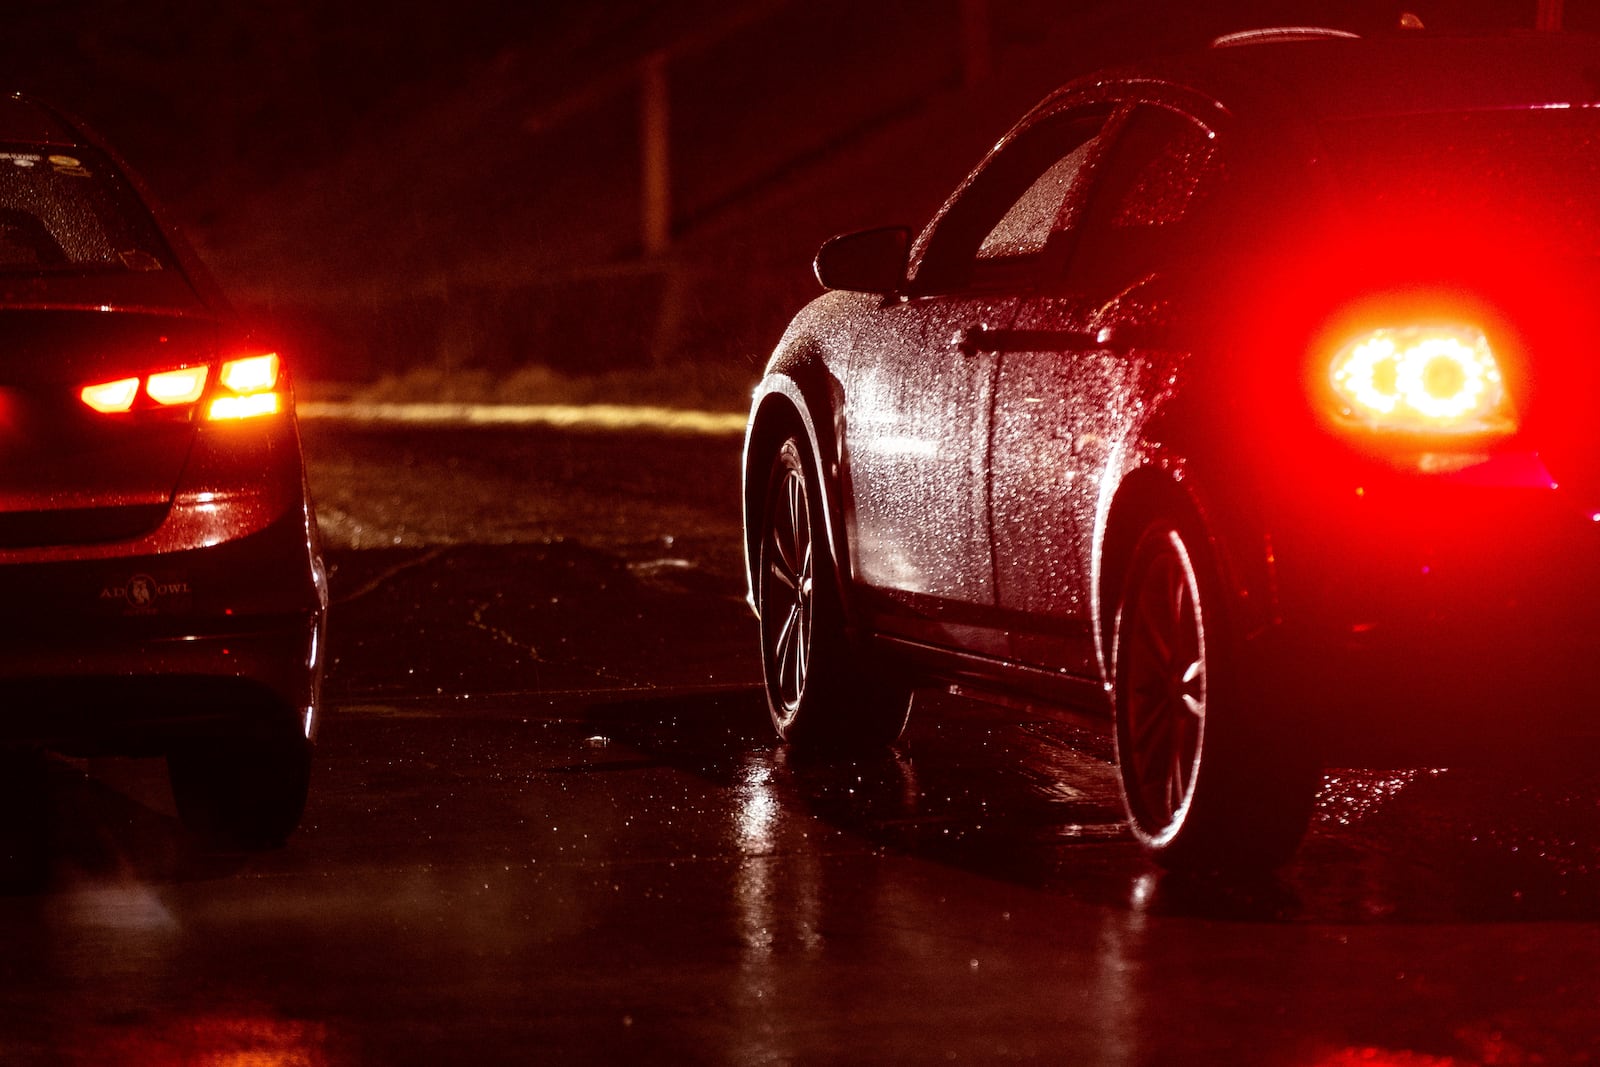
[0,1,1584,397]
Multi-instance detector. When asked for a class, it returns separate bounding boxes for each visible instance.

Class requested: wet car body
[743,31,1600,868]
[0,93,326,847]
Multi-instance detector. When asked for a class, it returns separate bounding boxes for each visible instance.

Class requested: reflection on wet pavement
[594,687,1600,926]
[2,684,1598,1063]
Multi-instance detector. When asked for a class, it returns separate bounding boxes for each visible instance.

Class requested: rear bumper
[0,617,322,754]
[1246,615,1600,766]
[1247,450,1600,763]
[0,506,326,753]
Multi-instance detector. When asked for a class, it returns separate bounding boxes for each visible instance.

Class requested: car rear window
[0,146,172,275]
[1320,108,1600,253]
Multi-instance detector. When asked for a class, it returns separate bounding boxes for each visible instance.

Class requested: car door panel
[988,298,1156,674]
[842,295,1017,655]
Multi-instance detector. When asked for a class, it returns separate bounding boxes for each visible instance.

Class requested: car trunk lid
[0,309,217,546]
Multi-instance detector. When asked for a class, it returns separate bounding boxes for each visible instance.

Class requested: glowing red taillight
[208,354,281,421]
[1328,325,1514,435]
[80,377,140,413]
[80,352,284,421]
[146,365,209,405]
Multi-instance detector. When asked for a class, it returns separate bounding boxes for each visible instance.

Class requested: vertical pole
[640,50,671,257]
[1536,0,1564,30]
[960,0,991,88]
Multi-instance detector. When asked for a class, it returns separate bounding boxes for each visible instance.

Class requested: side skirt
[870,633,1112,722]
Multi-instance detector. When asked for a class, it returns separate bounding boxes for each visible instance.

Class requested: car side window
[1065,104,1221,294]
[911,109,1110,294]
[976,137,1098,261]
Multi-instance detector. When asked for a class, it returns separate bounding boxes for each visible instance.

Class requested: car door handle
[957,324,1165,355]
[956,326,1099,356]
[1089,324,1164,349]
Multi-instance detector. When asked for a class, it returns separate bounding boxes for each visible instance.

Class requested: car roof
[1072,32,1600,123]
[0,92,83,147]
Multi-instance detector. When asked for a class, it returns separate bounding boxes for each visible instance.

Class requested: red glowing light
[1329,325,1513,435]
[81,352,285,420]
[145,365,208,405]
[207,353,283,421]
[80,377,139,413]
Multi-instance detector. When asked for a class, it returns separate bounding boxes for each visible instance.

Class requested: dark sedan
[0,93,326,848]
[742,28,1600,869]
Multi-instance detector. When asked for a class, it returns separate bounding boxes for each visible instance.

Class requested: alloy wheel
[1119,528,1207,838]
[762,459,814,725]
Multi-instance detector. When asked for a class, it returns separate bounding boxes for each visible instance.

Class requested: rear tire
[757,436,911,751]
[169,725,311,850]
[1111,517,1318,871]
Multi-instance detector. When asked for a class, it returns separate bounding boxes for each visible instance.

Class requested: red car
[743,29,1600,869]
[0,93,326,848]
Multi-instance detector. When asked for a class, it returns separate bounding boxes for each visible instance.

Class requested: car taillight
[146,365,209,405]
[80,365,209,413]
[80,377,140,413]
[208,353,282,421]
[1327,325,1515,436]
[80,353,284,421]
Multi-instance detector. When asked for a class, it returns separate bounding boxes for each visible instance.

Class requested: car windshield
[1320,107,1600,255]
[0,145,172,275]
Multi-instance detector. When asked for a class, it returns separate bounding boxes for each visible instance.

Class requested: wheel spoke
[1144,724,1176,816]
[1138,567,1174,658]
[793,602,809,692]
[1131,696,1169,762]
[1134,612,1170,664]
[774,602,802,697]
[1180,657,1205,720]
[773,481,798,577]
[1166,740,1188,814]
[787,473,807,566]
[767,558,797,593]
[1170,567,1188,635]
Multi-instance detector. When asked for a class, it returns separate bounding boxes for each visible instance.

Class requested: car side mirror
[813,226,911,294]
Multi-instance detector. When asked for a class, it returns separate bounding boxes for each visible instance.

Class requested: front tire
[1112,517,1317,870]
[757,436,910,751]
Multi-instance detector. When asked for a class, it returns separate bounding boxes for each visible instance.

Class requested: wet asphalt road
[2,420,1599,1064]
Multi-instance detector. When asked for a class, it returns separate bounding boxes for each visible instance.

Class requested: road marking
[298,400,747,435]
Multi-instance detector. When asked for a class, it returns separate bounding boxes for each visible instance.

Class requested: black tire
[757,435,911,750]
[1111,517,1318,871]
[168,727,312,850]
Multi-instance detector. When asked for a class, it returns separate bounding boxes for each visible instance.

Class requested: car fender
[1091,419,1279,689]
[743,292,867,631]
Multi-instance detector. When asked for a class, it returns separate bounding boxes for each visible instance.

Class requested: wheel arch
[742,376,854,627]
[1095,464,1249,684]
